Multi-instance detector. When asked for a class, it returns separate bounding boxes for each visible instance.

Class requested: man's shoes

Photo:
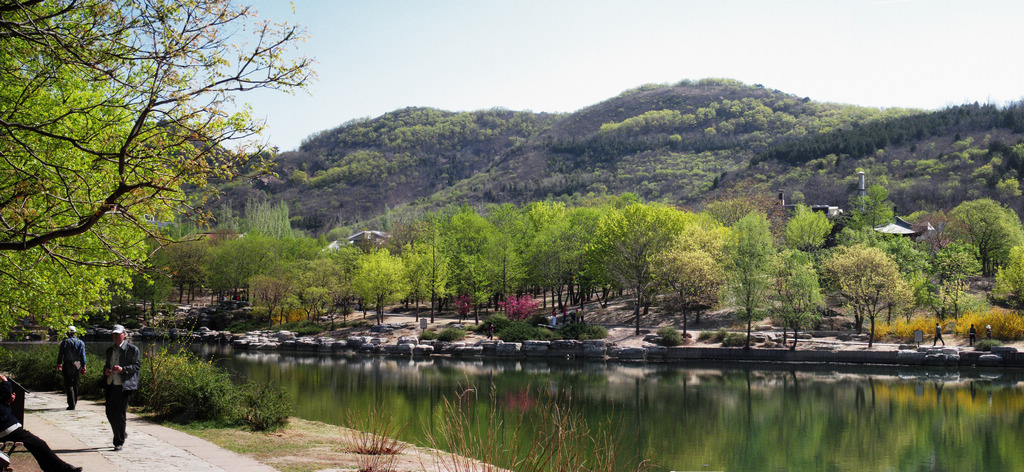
[113,445,123,451]
[0,450,10,469]
[66,406,75,410]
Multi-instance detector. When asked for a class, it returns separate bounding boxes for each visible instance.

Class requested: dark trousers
[2,427,75,472]
[61,367,80,409]
[104,387,133,446]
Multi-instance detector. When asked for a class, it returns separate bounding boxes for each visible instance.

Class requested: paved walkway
[16,390,277,472]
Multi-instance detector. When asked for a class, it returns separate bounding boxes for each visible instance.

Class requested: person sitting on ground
[0,374,82,472]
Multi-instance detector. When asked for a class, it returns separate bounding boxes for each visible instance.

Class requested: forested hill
[215,79,1024,236]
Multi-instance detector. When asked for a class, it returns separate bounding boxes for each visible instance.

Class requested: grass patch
[171,417,436,472]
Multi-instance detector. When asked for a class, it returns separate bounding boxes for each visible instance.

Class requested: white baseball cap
[111,324,126,334]
[67,326,76,333]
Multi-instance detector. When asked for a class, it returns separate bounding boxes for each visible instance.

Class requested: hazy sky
[239,0,1024,151]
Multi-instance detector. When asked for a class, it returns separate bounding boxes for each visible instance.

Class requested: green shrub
[698,329,728,343]
[974,339,1004,351]
[419,330,439,341]
[656,327,683,346]
[140,348,236,423]
[437,327,467,342]
[558,322,608,340]
[721,333,747,347]
[233,380,291,431]
[498,321,558,343]
[0,346,63,392]
[475,313,513,334]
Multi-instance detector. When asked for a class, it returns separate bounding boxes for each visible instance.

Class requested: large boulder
[386,344,414,355]
[977,354,1004,367]
[610,347,646,361]
[495,342,522,357]
[896,350,926,365]
[522,340,551,357]
[990,346,1018,357]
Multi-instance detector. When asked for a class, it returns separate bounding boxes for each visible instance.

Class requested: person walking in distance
[104,325,141,451]
[56,326,86,410]
[969,324,977,347]
[933,323,944,346]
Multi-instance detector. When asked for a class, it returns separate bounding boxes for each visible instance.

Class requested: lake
[183,344,1024,472]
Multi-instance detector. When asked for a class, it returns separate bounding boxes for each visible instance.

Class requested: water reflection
[184,344,1024,471]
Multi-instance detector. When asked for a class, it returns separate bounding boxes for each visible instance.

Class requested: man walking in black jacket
[104,324,141,451]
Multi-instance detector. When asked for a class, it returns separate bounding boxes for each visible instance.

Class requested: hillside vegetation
[213,79,1024,235]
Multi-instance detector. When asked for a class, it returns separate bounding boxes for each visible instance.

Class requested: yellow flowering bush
[877,309,1024,342]
[956,310,1024,341]
[875,316,945,342]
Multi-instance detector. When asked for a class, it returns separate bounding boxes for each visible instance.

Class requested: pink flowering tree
[499,295,539,321]
[455,295,473,322]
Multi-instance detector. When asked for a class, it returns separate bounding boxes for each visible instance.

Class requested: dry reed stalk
[348,401,409,472]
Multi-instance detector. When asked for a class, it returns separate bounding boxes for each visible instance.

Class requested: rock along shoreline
[81,324,1024,369]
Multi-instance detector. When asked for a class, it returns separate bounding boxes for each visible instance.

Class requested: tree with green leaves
[439,206,494,323]
[822,245,908,347]
[723,212,775,349]
[591,203,689,335]
[402,242,448,321]
[485,203,529,301]
[324,245,360,327]
[995,245,1024,311]
[848,183,895,230]
[288,258,335,322]
[769,250,822,350]
[784,204,833,252]
[0,0,311,334]
[948,198,1024,277]
[160,240,210,304]
[353,249,409,325]
[250,274,292,328]
[656,248,724,338]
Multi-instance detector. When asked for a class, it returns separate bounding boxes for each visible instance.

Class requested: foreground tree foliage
[0,0,311,332]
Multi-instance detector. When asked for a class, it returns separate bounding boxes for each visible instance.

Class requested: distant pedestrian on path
[0,374,82,472]
[986,324,992,339]
[487,324,495,340]
[56,326,86,410]
[104,324,141,452]
[969,324,977,346]
[933,323,944,346]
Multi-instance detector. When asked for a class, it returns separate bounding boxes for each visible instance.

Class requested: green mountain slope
[214,79,1024,234]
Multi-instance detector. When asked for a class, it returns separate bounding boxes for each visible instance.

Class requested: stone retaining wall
[85,328,1024,368]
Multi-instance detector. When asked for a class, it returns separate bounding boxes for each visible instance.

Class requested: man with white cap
[103,324,140,451]
[56,326,86,410]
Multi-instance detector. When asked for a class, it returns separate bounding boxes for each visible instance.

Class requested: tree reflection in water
[188,343,1024,472]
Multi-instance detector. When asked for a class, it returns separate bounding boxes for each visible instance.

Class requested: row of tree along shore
[100,191,1024,353]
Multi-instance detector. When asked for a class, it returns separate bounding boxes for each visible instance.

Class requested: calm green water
[182,344,1024,472]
